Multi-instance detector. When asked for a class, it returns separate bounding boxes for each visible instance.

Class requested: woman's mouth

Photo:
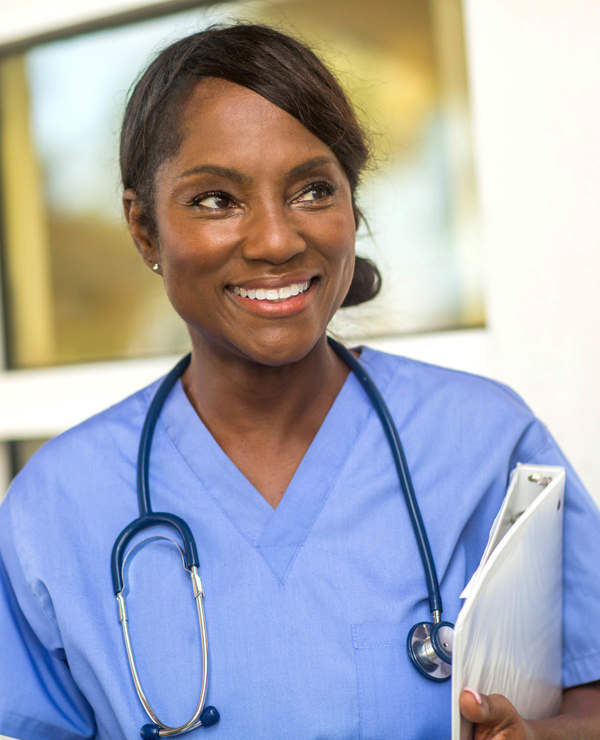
[226,277,318,316]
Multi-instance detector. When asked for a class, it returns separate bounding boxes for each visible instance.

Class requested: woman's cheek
[163,225,240,276]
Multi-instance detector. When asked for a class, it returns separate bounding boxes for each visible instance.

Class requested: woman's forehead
[174,77,336,170]
[163,77,342,182]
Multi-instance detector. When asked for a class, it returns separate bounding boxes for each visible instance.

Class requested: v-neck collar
[159,350,375,582]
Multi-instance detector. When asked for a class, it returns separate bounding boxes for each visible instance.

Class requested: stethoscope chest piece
[407,620,454,681]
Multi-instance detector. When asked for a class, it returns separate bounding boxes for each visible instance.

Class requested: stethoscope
[110,337,454,738]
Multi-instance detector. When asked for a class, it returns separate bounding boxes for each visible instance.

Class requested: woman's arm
[459,682,600,739]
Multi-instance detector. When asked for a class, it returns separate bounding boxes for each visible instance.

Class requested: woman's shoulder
[4,376,162,509]
[358,345,550,461]
[0,380,162,585]
[359,344,532,414]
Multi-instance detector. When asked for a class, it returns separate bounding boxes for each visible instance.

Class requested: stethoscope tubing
[137,354,192,516]
[327,337,443,617]
[111,511,199,595]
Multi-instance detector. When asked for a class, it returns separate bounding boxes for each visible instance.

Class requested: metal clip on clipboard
[451,464,566,740]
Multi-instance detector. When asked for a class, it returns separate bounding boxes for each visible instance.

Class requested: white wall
[463,0,600,498]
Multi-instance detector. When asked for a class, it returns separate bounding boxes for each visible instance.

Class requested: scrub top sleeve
[511,419,600,689]
[0,488,96,740]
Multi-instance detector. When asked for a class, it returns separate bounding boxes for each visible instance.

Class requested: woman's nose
[241,203,306,264]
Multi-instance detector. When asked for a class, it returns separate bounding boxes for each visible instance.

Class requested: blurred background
[0,0,598,502]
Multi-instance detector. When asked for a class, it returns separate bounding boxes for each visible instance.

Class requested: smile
[229,280,311,302]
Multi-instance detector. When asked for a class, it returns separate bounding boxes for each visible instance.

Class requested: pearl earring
[152,263,160,272]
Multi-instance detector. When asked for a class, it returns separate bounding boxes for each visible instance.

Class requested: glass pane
[0,0,482,369]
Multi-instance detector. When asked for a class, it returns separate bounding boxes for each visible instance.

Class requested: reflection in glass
[0,0,482,369]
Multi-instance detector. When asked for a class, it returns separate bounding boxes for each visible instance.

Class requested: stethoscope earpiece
[139,706,219,738]
[407,620,454,682]
[140,724,161,739]
[200,705,220,727]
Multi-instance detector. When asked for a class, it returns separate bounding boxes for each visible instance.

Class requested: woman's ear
[122,188,159,271]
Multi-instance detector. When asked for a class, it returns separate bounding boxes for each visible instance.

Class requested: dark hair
[120,23,381,306]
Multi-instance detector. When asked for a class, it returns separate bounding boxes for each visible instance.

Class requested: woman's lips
[226,277,318,316]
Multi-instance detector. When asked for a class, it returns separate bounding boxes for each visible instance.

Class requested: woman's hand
[459,688,535,739]
[459,682,600,740]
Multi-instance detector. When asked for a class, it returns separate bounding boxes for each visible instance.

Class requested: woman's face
[131,77,356,366]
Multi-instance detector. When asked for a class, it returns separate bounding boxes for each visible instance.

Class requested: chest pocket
[351,621,451,740]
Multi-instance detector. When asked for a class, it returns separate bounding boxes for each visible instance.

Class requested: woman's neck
[180,335,350,507]
[182,334,347,436]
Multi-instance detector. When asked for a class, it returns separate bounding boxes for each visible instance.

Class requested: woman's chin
[198,330,326,369]
[242,335,327,368]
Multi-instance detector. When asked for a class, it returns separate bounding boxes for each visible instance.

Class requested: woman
[1,24,600,740]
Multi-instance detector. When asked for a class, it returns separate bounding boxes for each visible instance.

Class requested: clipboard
[451,464,565,740]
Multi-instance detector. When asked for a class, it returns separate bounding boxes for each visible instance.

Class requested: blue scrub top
[1,347,599,740]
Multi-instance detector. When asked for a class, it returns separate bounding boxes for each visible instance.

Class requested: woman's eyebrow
[176,164,252,184]
[286,156,337,180]
[175,156,336,184]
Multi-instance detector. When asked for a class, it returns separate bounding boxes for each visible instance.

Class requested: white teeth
[231,280,311,301]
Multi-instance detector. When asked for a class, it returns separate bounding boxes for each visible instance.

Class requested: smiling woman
[1,21,600,740]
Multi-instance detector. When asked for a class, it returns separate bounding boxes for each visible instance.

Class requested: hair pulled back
[120,23,380,306]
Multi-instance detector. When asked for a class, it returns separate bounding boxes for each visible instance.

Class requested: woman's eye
[191,191,235,210]
[294,181,335,204]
